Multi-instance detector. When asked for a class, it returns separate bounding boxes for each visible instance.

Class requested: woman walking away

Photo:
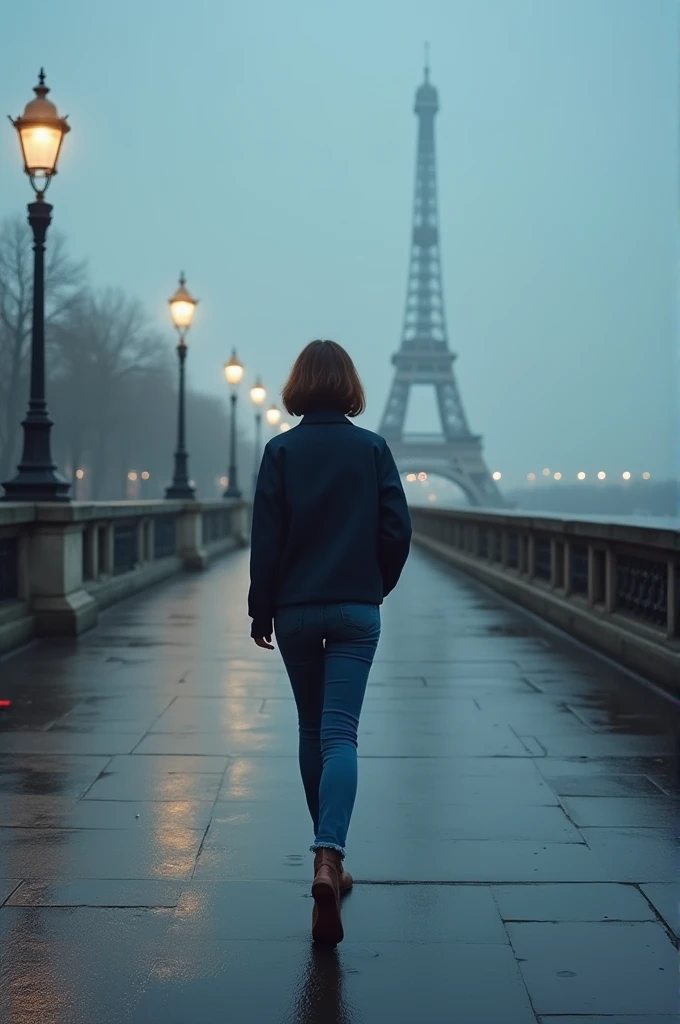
[248,340,411,945]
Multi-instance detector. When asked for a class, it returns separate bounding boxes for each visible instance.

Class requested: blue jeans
[275,602,381,858]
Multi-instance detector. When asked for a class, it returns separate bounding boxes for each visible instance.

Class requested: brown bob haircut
[282,339,366,418]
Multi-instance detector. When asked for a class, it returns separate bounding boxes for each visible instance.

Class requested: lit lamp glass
[224,349,244,385]
[12,70,70,193]
[75,469,85,480]
[492,471,502,481]
[265,405,281,426]
[169,274,197,333]
[250,378,266,406]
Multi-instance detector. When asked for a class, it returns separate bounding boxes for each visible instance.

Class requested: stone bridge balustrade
[411,506,680,690]
[0,499,248,653]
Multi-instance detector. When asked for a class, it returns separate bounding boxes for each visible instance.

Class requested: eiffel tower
[379,57,504,507]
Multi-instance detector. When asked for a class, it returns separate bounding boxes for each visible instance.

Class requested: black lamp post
[2,70,71,502]
[223,349,244,499]
[165,273,197,500]
[249,377,267,498]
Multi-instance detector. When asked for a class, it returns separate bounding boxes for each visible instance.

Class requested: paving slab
[492,882,656,922]
[0,825,205,879]
[507,921,676,1015]
[580,826,678,883]
[7,879,184,907]
[0,906,172,1024]
[559,795,679,828]
[165,879,509,943]
[135,939,536,1024]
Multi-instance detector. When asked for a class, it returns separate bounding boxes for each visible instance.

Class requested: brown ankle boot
[311,849,344,944]
[312,851,353,893]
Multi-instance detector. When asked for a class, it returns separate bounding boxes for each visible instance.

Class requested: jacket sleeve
[248,443,285,638]
[378,440,412,598]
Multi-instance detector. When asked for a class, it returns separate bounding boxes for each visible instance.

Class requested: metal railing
[410,505,680,688]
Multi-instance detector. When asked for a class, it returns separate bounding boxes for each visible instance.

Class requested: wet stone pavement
[0,547,678,1023]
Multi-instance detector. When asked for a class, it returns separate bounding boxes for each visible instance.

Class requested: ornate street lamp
[223,349,244,499]
[265,404,281,428]
[250,377,266,497]
[165,273,197,499]
[2,70,71,502]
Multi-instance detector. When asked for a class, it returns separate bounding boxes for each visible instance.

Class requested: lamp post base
[223,485,242,500]
[165,482,196,500]
[2,467,71,502]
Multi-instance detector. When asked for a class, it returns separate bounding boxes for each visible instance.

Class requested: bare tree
[0,214,85,479]
[50,288,170,497]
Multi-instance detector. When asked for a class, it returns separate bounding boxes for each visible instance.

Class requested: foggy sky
[2,0,677,488]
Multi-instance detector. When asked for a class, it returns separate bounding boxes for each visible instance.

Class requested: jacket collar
[299,409,351,426]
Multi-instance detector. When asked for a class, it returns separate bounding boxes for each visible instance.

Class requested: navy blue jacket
[248,409,412,638]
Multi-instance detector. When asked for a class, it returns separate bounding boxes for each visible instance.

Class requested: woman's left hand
[253,636,275,651]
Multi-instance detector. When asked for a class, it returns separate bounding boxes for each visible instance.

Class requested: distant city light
[542,468,550,477]
[279,422,291,433]
[642,472,651,480]
[597,471,606,481]
[428,493,437,502]
[128,471,138,481]
[622,471,631,481]
[75,469,85,480]
[577,472,586,481]
[492,471,502,481]
[553,472,562,481]
[406,473,417,482]
[141,471,150,481]
[527,472,536,482]
[418,472,428,481]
